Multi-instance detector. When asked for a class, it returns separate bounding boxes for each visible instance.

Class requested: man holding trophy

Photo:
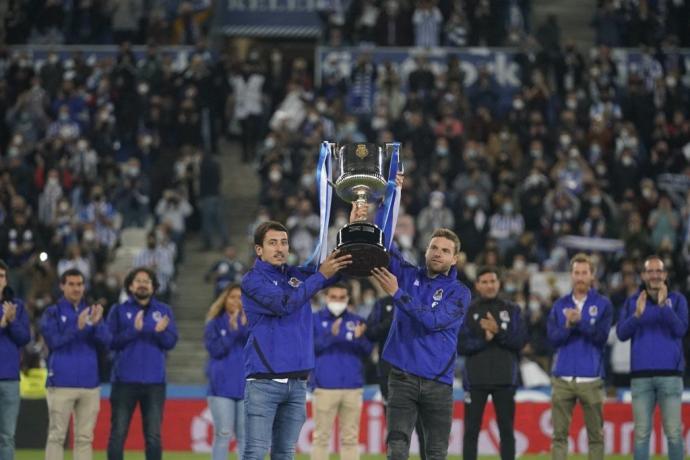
[329,142,471,460]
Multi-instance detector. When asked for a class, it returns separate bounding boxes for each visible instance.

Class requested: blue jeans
[243,379,307,460]
[631,376,685,460]
[208,396,245,460]
[0,381,20,460]
[107,383,166,460]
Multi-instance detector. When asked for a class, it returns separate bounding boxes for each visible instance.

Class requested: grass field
[14,452,668,460]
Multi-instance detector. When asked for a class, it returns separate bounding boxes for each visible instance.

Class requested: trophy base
[336,223,390,278]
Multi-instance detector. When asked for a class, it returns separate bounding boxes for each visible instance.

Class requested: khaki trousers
[45,387,101,460]
[551,377,604,460]
[311,388,363,460]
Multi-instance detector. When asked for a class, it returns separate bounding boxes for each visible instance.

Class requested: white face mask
[327,301,348,316]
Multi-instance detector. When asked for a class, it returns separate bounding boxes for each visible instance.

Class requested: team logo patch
[346,321,356,331]
[433,289,443,301]
[126,312,132,320]
[61,315,67,323]
[322,321,328,328]
[385,304,393,312]
[473,313,479,321]
[499,310,510,322]
[288,277,302,288]
[665,299,672,307]
[413,279,420,287]
[153,311,162,322]
[588,306,598,317]
[221,329,227,336]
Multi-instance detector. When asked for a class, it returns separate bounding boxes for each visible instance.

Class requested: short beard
[133,290,151,302]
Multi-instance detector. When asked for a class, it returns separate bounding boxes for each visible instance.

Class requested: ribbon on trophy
[374,142,401,250]
[302,141,334,267]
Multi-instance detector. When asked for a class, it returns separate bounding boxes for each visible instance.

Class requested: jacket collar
[420,265,458,282]
[57,297,87,311]
[254,257,286,275]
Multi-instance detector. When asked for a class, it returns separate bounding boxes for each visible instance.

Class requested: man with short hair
[312,283,372,460]
[547,253,612,460]
[369,226,470,460]
[617,255,688,460]
[241,221,351,460]
[0,259,30,460]
[106,267,178,460]
[458,267,526,460]
[41,268,111,460]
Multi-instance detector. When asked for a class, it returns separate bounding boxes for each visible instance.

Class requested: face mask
[566,98,577,110]
[560,134,571,147]
[430,198,443,209]
[47,177,59,186]
[300,174,312,188]
[513,99,524,110]
[269,170,282,183]
[528,300,541,313]
[316,101,327,113]
[513,259,526,270]
[530,149,542,158]
[466,195,479,208]
[502,203,514,214]
[398,234,413,248]
[436,147,449,157]
[327,301,348,316]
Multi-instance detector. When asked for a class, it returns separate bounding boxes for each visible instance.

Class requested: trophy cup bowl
[333,143,391,277]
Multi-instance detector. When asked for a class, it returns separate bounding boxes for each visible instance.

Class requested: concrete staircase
[166,140,260,384]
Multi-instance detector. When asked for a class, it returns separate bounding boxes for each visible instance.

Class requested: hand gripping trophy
[306,141,402,277]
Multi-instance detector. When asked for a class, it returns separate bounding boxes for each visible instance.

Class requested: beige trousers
[45,387,101,460]
[311,388,363,460]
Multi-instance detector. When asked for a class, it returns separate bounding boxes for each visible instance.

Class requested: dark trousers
[107,383,166,460]
[386,368,453,460]
[463,387,516,460]
[379,362,427,460]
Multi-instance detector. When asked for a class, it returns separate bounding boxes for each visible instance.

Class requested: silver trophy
[332,143,393,277]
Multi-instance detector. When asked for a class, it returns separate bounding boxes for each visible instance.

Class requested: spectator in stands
[459,266,526,460]
[204,283,249,460]
[106,267,178,460]
[199,153,229,251]
[311,283,372,460]
[0,259,30,460]
[616,255,688,460]
[412,0,442,48]
[231,59,266,163]
[240,221,351,460]
[547,253,612,460]
[134,232,175,302]
[41,268,110,460]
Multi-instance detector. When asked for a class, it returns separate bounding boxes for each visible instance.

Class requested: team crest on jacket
[288,277,302,288]
[346,321,356,331]
[433,289,443,301]
[588,305,598,316]
[61,315,66,323]
[153,311,162,322]
[499,310,510,322]
[126,312,132,320]
[221,329,227,336]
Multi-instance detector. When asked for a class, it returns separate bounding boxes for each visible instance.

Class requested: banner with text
[91,400,690,455]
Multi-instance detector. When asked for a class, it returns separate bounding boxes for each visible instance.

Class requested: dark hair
[475,266,500,282]
[253,221,288,246]
[430,228,461,254]
[60,268,85,284]
[0,259,8,274]
[124,267,160,294]
[326,282,350,297]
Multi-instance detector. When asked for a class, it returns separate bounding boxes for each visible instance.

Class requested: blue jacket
[107,297,178,384]
[241,258,335,378]
[0,299,31,380]
[40,298,111,388]
[205,312,249,399]
[616,289,688,375]
[547,289,613,378]
[381,248,470,385]
[313,308,373,389]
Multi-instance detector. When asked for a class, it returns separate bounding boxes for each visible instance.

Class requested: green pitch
[14,452,666,460]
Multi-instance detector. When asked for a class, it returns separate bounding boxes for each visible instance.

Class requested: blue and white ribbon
[302,141,334,267]
[374,143,401,250]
